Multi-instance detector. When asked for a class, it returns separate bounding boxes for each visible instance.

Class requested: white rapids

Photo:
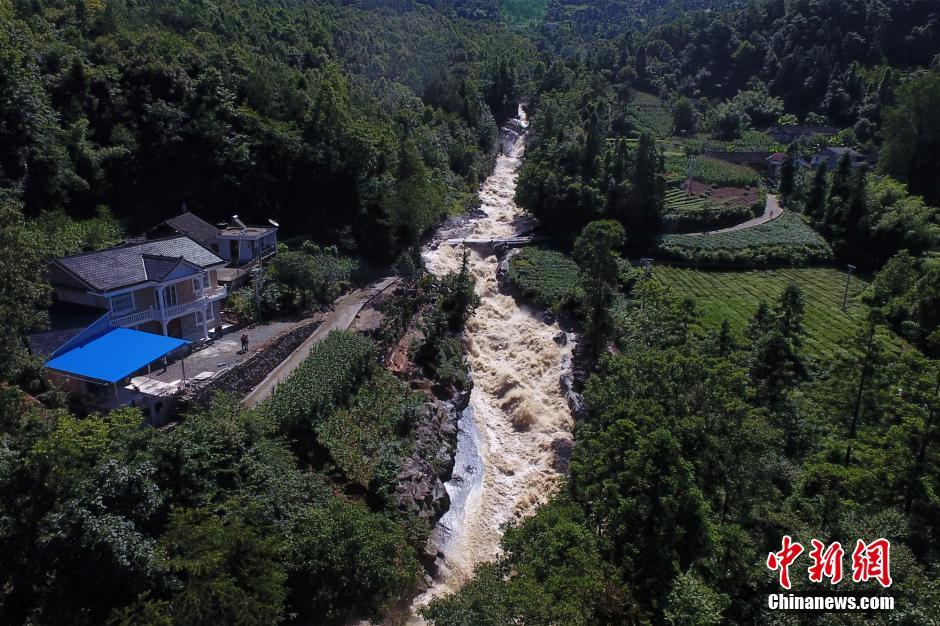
[409,106,574,617]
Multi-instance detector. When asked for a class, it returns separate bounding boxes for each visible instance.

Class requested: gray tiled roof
[165,212,221,248]
[142,255,183,281]
[27,301,108,357]
[55,236,224,292]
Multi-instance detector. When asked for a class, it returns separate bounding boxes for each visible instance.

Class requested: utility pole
[842,264,856,311]
[251,264,263,322]
[845,319,876,465]
[639,257,654,311]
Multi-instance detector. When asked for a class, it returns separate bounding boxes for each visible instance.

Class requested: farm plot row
[659,212,832,266]
[507,247,583,312]
[664,185,764,232]
[654,266,900,359]
[664,154,761,187]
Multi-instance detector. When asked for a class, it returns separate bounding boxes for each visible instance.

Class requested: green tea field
[654,265,900,358]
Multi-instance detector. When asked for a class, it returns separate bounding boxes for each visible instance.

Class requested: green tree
[571,426,714,606]
[156,508,287,626]
[672,97,696,135]
[881,72,940,205]
[283,499,419,623]
[439,248,480,333]
[664,571,727,626]
[573,220,625,365]
[624,132,665,236]
[0,194,49,381]
[778,147,796,206]
[803,163,828,224]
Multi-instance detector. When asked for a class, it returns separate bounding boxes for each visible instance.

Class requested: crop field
[665,155,761,187]
[630,91,673,138]
[654,265,899,359]
[664,188,709,212]
[659,212,832,265]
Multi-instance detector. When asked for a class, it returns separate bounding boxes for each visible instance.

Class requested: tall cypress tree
[778,147,797,206]
[804,163,827,224]
[624,132,664,235]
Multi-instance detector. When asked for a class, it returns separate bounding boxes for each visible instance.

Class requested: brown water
[410,108,574,616]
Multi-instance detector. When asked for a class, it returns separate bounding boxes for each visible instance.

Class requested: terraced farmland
[664,188,709,212]
[659,212,831,266]
[654,265,900,359]
[630,91,673,138]
[663,184,763,231]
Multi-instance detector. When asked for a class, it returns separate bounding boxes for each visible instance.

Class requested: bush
[507,247,583,313]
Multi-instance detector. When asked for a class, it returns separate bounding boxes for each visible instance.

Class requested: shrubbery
[507,247,583,313]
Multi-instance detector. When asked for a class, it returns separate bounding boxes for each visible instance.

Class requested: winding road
[685,193,782,236]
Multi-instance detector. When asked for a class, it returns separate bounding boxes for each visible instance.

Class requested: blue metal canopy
[45,328,189,384]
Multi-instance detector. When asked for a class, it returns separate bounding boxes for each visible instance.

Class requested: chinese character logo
[766,537,892,588]
[766,535,804,589]
[851,538,892,588]
[808,539,844,584]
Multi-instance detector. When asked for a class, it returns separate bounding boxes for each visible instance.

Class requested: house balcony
[109,286,227,329]
[203,285,227,302]
[161,298,207,320]
[110,307,156,327]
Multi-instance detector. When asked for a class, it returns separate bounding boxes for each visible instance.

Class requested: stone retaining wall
[177,319,322,411]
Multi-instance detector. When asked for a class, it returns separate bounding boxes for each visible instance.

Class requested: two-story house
[48,236,228,342]
[161,211,278,266]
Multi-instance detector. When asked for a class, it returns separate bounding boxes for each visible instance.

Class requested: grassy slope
[655,265,900,359]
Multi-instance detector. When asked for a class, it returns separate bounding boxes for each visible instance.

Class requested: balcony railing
[109,286,228,329]
[203,286,227,301]
[110,307,156,327]
[162,298,206,319]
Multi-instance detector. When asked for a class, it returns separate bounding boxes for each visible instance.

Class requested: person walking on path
[240,333,249,354]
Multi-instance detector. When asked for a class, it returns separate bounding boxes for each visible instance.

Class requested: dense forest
[1,0,529,260]
[3,0,940,624]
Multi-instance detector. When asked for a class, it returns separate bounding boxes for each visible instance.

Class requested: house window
[110,292,134,313]
[163,285,178,307]
[202,271,210,289]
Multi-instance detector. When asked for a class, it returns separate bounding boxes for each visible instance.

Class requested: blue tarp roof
[45,327,189,383]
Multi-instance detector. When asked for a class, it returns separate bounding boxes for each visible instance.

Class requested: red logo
[851,539,892,588]
[766,537,892,588]
[766,535,804,589]
[808,540,844,584]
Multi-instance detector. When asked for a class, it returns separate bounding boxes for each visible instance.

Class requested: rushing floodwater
[410,108,574,617]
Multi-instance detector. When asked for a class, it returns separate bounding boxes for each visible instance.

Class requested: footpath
[686,193,782,236]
